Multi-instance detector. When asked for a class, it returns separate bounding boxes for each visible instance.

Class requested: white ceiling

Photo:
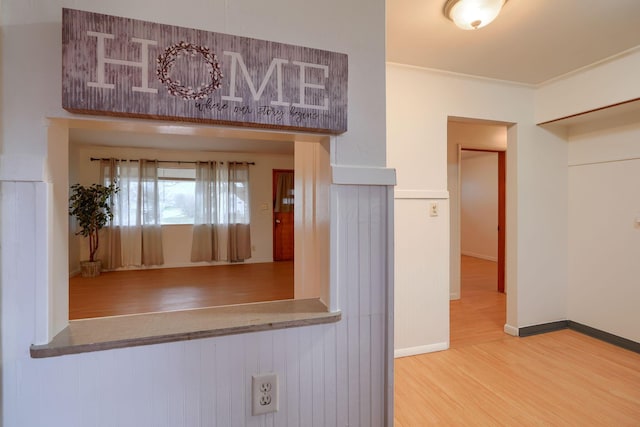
[387,0,640,85]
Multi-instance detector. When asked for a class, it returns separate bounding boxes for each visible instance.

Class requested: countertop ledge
[31,299,340,358]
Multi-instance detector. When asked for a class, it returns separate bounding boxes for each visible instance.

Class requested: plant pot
[80,260,102,278]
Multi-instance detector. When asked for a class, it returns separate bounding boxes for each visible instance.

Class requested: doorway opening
[460,148,505,293]
[48,117,331,327]
[447,118,509,349]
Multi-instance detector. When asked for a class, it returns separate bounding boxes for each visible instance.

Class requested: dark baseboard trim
[518,320,640,354]
[518,321,569,337]
[567,321,640,354]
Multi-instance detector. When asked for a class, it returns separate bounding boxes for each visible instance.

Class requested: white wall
[68,143,294,273]
[460,151,498,261]
[388,64,569,355]
[567,120,640,343]
[1,0,393,425]
[535,49,640,124]
[534,47,640,343]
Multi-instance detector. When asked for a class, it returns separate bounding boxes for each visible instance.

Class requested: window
[227,164,251,225]
[158,167,196,224]
[105,164,251,226]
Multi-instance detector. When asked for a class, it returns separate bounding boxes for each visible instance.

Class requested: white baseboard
[504,324,519,336]
[461,251,497,262]
[394,342,448,358]
[450,292,460,300]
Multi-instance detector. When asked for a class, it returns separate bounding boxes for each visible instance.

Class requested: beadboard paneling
[1,182,393,426]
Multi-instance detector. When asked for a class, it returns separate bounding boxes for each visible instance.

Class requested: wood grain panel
[62,8,348,134]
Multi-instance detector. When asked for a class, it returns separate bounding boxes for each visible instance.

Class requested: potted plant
[69,182,119,277]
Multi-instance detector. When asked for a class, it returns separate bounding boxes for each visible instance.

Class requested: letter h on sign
[87,31,158,93]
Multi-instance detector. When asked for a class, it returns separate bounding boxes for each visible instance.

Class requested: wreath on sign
[156,41,223,100]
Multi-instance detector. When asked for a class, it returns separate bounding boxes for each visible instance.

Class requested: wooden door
[273,169,294,261]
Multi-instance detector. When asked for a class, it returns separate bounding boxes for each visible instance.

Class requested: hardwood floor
[394,256,640,426]
[69,261,294,320]
[450,255,507,349]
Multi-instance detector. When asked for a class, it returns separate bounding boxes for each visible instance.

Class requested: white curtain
[139,159,164,266]
[100,158,164,269]
[228,162,252,261]
[191,161,252,262]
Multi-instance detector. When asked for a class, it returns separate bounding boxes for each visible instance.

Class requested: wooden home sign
[62,8,348,134]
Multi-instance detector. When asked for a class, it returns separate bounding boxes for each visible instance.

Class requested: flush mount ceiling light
[444,0,507,30]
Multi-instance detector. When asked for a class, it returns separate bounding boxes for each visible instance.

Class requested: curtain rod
[90,157,255,165]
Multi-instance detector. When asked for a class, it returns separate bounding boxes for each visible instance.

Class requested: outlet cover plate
[252,373,279,415]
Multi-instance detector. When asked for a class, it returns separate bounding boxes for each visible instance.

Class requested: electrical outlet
[252,373,278,415]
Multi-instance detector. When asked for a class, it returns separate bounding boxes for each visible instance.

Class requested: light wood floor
[69,261,294,319]
[451,255,507,349]
[394,256,640,426]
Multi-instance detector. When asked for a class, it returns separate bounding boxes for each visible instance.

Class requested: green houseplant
[69,182,119,277]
